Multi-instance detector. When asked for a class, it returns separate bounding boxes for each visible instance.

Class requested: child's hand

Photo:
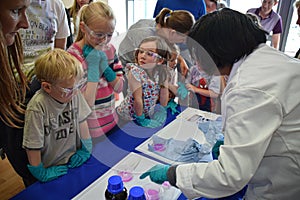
[103,67,117,82]
[153,105,167,124]
[177,82,188,100]
[27,163,68,182]
[134,113,162,128]
[83,45,109,82]
[82,44,94,58]
[185,83,196,92]
[68,138,92,168]
[81,138,93,153]
[166,99,180,115]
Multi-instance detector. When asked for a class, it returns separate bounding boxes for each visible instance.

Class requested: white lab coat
[175,44,300,199]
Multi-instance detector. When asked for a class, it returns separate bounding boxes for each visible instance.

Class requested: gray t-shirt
[23,90,91,168]
[118,19,157,65]
[118,19,192,66]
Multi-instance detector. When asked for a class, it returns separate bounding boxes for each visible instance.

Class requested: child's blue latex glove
[134,113,162,128]
[153,105,167,124]
[177,82,188,100]
[27,162,68,182]
[68,138,92,168]
[166,99,180,115]
[81,138,93,153]
[139,164,170,184]
[83,45,108,82]
[103,66,117,82]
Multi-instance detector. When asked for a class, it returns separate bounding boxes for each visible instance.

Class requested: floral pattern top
[117,63,160,120]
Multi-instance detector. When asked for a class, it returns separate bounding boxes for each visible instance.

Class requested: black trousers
[0,121,37,187]
[0,78,41,187]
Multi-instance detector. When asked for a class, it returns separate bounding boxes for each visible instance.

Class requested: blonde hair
[34,49,83,84]
[155,8,195,34]
[69,0,93,35]
[76,1,115,42]
[0,24,28,128]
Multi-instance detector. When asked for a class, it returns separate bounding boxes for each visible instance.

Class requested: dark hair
[208,0,218,7]
[187,8,267,74]
[246,13,262,27]
[155,8,195,34]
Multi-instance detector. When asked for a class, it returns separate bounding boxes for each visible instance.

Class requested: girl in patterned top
[117,36,171,128]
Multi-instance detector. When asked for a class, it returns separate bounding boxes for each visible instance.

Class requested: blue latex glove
[27,162,68,182]
[139,164,170,184]
[134,113,162,128]
[68,138,92,168]
[83,45,108,82]
[166,99,180,115]
[81,138,93,153]
[103,66,116,82]
[212,140,224,160]
[177,82,188,100]
[153,105,167,124]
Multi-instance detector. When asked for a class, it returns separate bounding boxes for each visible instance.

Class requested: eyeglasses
[55,79,85,98]
[85,24,116,40]
[135,48,162,60]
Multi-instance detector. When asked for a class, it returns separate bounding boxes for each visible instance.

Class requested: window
[109,0,156,33]
[284,4,299,57]
[108,0,298,56]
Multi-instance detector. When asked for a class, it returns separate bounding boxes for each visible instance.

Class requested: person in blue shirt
[153,0,206,20]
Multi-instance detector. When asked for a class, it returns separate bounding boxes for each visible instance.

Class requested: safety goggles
[85,24,116,41]
[55,78,85,98]
[135,48,162,60]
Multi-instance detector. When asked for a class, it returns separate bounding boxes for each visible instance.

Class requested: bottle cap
[107,175,124,194]
[128,186,146,200]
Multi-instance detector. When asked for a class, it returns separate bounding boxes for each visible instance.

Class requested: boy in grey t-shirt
[23,49,92,182]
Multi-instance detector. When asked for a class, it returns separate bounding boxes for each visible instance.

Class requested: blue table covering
[12,107,245,200]
[12,109,181,200]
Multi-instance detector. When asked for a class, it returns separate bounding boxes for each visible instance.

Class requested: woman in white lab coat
[140,8,300,200]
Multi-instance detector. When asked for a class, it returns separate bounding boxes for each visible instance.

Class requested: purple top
[247,7,282,34]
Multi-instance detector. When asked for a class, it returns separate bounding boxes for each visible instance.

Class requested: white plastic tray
[176,107,220,121]
[135,107,220,165]
[72,152,181,200]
